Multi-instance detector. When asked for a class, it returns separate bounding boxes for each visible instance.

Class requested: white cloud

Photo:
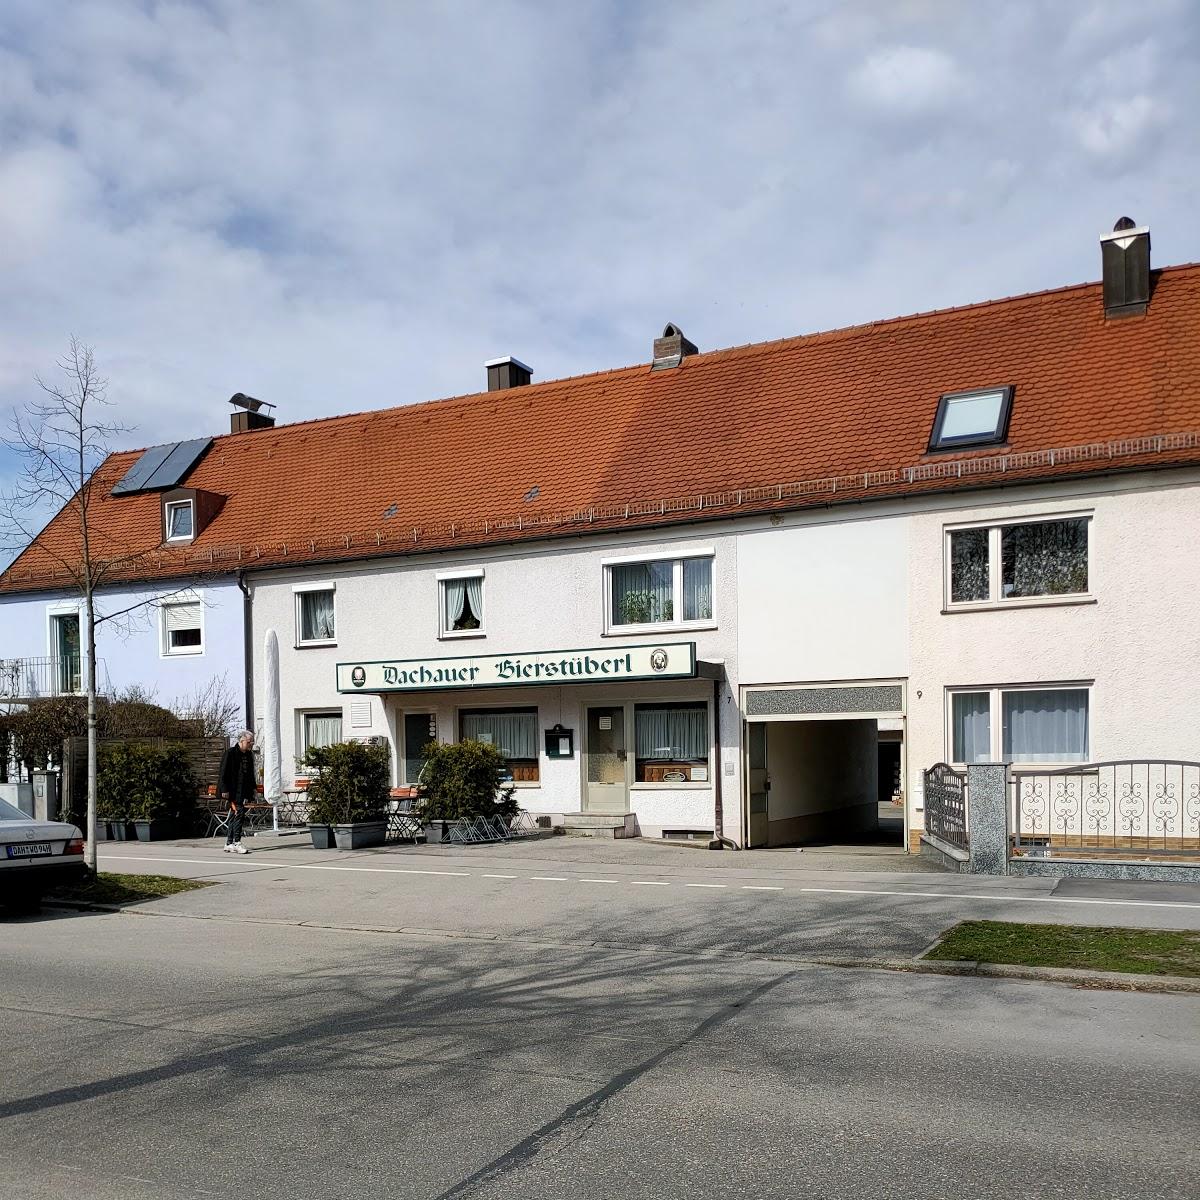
[848,45,965,114]
[0,0,1194,483]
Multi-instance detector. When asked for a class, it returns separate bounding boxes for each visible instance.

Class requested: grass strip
[51,871,214,906]
[925,920,1200,977]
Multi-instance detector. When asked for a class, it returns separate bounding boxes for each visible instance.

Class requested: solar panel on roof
[110,437,212,496]
[111,443,175,495]
[143,438,212,490]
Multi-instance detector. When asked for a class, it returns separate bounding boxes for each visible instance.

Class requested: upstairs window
[440,571,484,637]
[606,554,713,630]
[929,386,1013,451]
[162,599,203,656]
[164,500,194,542]
[295,585,336,645]
[947,516,1089,607]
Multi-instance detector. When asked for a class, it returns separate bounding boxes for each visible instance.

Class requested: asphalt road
[3,840,1199,1199]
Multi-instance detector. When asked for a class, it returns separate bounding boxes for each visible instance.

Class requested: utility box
[32,771,61,821]
[0,781,34,816]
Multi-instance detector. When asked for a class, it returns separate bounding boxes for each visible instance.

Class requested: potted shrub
[416,739,518,842]
[302,741,390,850]
[97,741,196,841]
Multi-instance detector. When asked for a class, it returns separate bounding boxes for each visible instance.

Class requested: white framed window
[164,500,194,542]
[459,707,538,782]
[161,597,204,656]
[947,685,1090,766]
[945,514,1090,608]
[439,569,484,638]
[604,552,714,632]
[301,710,343,754]
[294,583,336,645]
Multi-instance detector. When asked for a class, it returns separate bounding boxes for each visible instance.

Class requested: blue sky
[1,0,1198,548]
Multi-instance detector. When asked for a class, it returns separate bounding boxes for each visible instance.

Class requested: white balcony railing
[0,655,96,699]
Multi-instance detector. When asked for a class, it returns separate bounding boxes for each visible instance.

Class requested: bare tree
[0,339,149,870]
[174,673,240,739]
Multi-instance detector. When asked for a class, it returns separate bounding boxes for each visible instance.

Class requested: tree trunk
[85,584,98,874]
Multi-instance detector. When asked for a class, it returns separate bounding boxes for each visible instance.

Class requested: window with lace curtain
[459,708,538,781]
[946,516,1090,607]
[295,586,336,644]
[949,686,1089,764]
[605,554,713,631]
[634,702,709,783]
[302,711,343,754]
[439,572,484,637]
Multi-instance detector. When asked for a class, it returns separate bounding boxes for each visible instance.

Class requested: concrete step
[560,812,639,839]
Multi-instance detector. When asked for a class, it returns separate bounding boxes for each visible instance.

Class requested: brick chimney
[1101,216,1151,319]
[651,323,698,371]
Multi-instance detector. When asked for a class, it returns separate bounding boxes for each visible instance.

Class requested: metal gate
[923,763,968,852]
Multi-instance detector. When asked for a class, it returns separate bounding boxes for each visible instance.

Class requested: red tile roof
[5,264,1200,594]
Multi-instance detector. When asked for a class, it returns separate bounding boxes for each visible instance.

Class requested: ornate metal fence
[1014,761,1200,859]
[924,763,968,852]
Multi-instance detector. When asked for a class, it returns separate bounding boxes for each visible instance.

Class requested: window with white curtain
[607,555,713,629]
[460,708,538,780]
[634,702,709,783]
[946,516,1089,607]
[302,711,343,753]
[161,600,203,655]
[948,686,1090,765]
[296,587,336,644]
[440,573,484,636]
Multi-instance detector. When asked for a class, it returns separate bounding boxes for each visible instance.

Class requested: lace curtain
[444,577,483,630]
[951,693,991,763]
[304,712,343,750]
[611,561,673,624]
[683,558,712,620]
[635,705,707,761]
[462,710,537,759]
[1003,689,1088,762]
[299,590,335,640]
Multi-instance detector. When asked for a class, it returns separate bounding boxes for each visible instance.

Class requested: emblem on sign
[351,666,366,688]
[650,649,669,672]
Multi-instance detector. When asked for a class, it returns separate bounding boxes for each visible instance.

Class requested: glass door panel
[53,614,81,693]
[585,706,628,813]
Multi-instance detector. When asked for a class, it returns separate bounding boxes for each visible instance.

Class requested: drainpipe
[237,571,254,731]
[709,670,740,850]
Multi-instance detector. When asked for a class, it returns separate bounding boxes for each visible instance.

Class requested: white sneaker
[223,843,235,853]
[233,843,249,855]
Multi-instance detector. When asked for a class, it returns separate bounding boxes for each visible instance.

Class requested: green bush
[416,739,517,824]
[96,742,196,822]
[301,741,391,825]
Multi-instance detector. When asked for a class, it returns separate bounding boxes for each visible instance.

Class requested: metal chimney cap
[483,356,533,374]
[229,393,276,413]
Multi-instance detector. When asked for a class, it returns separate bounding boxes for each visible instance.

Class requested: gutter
[237,570,253,730]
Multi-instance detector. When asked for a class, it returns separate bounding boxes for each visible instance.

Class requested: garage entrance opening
[746,718,905,850]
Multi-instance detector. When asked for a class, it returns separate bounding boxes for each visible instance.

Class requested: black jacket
[219,745,257,805]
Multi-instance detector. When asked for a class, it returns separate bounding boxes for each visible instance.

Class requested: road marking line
[742,885,784,891]
[795,885,1200,910]
[685,883,728,889]
[96,857,1200,911]
[579,878,621,884]
[482,874,518,879]
[530,876,569,882]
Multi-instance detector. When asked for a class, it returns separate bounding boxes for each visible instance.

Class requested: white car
[0,796,87,908]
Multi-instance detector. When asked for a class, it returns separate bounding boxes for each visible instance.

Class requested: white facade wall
[907,472,1200,828]
[249,530,741,840]
[0,579,245,714]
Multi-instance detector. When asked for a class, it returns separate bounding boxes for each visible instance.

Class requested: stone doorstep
[559,812,639,839]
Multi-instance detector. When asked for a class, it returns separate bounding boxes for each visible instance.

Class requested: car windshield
[0,797,29,821]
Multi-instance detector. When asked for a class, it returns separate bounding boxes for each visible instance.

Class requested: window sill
[631,781,712,790]
[603,622,717,637]
[942,596,1095,615]
[510,780,540,789]
[439,630,486,641]
[162,649,204,658]
[295,640,338,650]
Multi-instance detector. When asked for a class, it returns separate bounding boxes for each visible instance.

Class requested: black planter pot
[309,824,335,849]
[133,818,177,842]
[332,820,387,850]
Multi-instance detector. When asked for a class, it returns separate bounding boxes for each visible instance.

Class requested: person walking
[219,730,257,854]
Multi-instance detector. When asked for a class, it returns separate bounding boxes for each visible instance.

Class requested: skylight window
[929,386,1013,451]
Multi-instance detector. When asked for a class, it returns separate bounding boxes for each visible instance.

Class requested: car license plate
[6,842,53,858]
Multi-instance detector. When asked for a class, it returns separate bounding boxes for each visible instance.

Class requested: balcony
[0,655,107,701]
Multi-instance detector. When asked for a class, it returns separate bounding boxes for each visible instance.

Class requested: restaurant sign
[337,642,697,693]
